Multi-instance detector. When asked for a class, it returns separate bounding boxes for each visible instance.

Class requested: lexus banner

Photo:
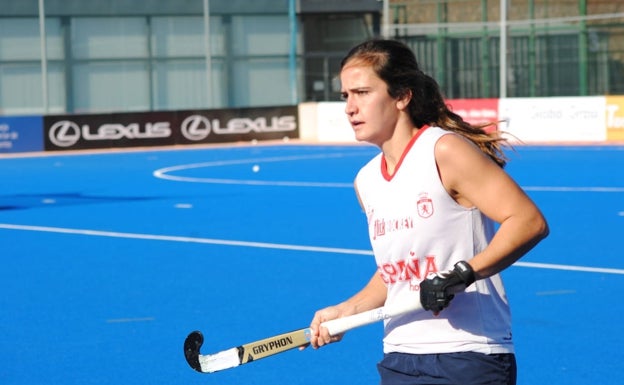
[43,105,299,151]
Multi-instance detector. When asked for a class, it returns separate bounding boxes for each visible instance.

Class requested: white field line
[0,223,372,256]
[522,186,624,193]
[1,223,622,275]
[152,154,624,191]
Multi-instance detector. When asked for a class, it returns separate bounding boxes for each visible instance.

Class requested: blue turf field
[1,143,623,385]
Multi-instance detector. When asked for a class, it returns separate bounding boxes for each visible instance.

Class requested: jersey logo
[417,193,434,218]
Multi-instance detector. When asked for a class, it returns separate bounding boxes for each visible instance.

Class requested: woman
[307,39,549,385]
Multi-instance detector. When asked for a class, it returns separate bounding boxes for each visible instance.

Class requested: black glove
[419,261,476,313]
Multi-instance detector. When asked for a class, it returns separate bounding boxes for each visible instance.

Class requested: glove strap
[454,261,476,287]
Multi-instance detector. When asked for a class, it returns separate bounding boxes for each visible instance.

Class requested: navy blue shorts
[377,352,517,385]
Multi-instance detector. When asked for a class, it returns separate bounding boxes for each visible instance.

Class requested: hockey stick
[184,300,422,373]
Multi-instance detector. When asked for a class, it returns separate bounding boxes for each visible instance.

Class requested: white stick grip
[321,300,424,336]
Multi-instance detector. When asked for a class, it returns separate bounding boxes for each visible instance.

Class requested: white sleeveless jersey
[355,126,514,355]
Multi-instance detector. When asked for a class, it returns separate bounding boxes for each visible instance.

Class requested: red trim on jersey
[381,125,431,181]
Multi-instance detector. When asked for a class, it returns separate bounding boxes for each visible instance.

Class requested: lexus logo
[181,115,211,141]
[180,114,297,142]
[47,119,173,148]
[49,120,81,147]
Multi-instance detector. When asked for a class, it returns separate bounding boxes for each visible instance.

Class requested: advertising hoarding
[606,96,624,141]
[43,106,299,152]
[498,97,606,143]
[0,116,44,153]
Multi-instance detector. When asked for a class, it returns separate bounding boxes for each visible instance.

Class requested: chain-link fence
[385,0,624,98]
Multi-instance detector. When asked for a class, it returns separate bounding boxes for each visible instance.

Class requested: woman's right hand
[307,303,356,349]
[303,273,387,350]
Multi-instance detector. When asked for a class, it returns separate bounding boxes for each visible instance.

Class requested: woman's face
[340,63,403,146]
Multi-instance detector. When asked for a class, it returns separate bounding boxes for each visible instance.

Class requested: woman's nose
[345,99,356,116]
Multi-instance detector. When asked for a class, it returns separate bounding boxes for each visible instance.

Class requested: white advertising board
[316,102,358,143]
[498,96,606,142]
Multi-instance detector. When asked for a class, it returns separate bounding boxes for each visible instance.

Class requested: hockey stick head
[184,331,204,372]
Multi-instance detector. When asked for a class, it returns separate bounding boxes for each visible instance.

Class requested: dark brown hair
[341,39,508,167]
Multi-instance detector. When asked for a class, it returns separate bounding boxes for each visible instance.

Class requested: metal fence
[385,0,624,98]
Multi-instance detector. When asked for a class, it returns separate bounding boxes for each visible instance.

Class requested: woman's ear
[396,90,412,110]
